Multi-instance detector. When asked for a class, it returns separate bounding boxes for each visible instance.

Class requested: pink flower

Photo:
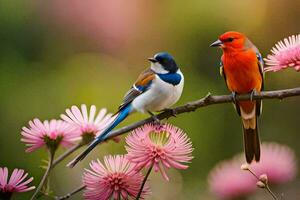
[83,155,150,200]
[208,157,257,199]
[0,167,35,198]
[251,142,297,184]
[60,104,118,143]
[264,34,300,72]
[125,123,193,181]
[208,142,297,199]
[21,119,80,153]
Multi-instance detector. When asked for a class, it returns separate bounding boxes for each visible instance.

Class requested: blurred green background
[0,0,299,199]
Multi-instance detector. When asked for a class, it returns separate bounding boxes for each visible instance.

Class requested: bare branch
[107,87,300,139]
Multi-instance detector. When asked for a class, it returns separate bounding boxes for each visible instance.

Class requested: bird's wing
[256,52,264,90]
[118,68,155,111]
[219,59,226,82]
[256,51,264,116]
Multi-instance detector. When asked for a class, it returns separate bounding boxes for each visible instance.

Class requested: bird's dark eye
[227,37,234,42]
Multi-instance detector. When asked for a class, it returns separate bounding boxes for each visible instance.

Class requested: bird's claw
[152,115,161,125]
[163,108,176,117]
[148,111,161,125]
[250,89,258,101]
[231,92,237,104]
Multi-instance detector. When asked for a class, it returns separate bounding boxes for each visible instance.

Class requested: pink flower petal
[83,155,150,200]
[0,167,35,194]
[21,119,80,152]
[125,123,193,181]
[264,34,300,72]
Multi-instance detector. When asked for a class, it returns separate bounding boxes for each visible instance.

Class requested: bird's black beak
[210,39,223,47]
[148,57,157,63]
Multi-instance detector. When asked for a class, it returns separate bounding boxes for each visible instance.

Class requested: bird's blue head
[148,52,178,73]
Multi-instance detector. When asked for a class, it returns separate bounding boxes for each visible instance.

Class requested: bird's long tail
[240,101,260,163]
[243,119,260,163]
[67,105,132,168]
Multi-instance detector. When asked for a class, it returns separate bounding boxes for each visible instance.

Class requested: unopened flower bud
[259,174,268,184]
[256,181,266,188]
[240,163,249,171]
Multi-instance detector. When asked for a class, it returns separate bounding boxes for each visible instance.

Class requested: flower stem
[136,163,153,200]
[55,185,85,200]
[247,168,260,180]
[265,184,278,200]
[31,150,55,200]
[246,168,278,200]
[52,143,83,168]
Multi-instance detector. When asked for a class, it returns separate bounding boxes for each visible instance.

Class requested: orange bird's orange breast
[222,50,262,94]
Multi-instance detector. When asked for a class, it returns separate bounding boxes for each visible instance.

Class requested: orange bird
[210,31,264,163]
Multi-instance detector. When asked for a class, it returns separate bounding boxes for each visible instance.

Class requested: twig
[52,143,83,168]
[136,163,153,200]
[265,184,278,200]
[242,165,278,200]
[34,143,84,199]
[106,87,300,139]
[31,150,55,200]
[55,185,85,200]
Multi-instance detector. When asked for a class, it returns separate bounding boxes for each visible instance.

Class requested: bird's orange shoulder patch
[135,69,155,86]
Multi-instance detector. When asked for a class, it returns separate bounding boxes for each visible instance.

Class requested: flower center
[44,134,63,152]
[105,173,126,191]
[149,130,170,146]
[149,146,166,162]
[147,130,171,162]
[81,132,95,145]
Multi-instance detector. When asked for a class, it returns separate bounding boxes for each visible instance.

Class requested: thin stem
[31,150,55,200]
[33,143,83,199]
[247,168,260,180]
[136,163,153,200]
[55,185,85,200]
[265,185,278,200]
[246,168,278,200]
[52,143,83,168]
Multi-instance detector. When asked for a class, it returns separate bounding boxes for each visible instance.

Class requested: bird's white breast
[131,70,184,113]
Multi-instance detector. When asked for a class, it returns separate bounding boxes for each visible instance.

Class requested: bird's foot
[162,108,176,117]
[231,92,238,104]
[152,115,161,125]
[148,111,161,125]
[250,89,258,101]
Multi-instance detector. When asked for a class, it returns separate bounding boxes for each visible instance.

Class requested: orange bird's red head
[210,31,250,52]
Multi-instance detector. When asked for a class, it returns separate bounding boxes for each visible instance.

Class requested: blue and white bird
[68,52,184,167]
